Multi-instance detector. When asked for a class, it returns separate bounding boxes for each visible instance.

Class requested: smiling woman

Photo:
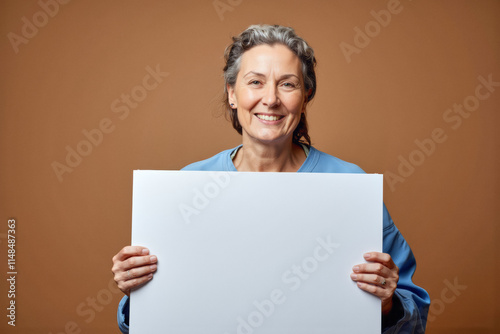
[111,24,430,333]
[228,44,309,171]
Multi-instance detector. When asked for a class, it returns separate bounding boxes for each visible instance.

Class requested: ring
[127,270,131,279]
[381,278,386,286]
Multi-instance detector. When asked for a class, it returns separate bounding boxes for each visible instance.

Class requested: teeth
[256,114,281,121]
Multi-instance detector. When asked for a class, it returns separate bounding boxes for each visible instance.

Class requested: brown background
[1,0,499,333]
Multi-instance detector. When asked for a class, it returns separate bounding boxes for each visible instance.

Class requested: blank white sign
[130,171,382,334]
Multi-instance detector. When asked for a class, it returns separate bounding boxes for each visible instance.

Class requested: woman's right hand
[111,246,158,296]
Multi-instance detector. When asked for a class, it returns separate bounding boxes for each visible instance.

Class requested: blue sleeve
[117,295,130,334]
[382,205,430,333]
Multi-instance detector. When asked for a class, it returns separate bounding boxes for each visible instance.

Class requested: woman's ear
[306,88,312,102]
[227,84,236,108]
[302,88,312,112]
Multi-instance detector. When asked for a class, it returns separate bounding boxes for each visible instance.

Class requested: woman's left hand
[350,252,399,315]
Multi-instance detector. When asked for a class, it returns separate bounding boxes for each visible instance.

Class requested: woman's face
[228,44,308,146]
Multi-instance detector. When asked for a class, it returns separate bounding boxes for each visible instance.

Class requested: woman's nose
[261,84,280,108]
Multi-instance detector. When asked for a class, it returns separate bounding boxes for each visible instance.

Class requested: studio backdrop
[1,1,499,333]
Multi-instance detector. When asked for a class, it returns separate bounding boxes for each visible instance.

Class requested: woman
[112,24,430,333]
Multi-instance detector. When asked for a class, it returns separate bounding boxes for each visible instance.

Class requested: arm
[380,207,430,333]
[351,205,430,333]
[117,295,130,334]
[112,246,158,333]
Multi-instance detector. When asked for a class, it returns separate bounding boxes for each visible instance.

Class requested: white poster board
[130,171,383,334]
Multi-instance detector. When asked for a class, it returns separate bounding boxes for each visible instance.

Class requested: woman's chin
[251,134,291,146]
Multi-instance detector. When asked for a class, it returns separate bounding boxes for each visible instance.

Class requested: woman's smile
[254,113,285,122]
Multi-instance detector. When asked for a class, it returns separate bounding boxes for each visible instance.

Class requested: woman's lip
[254,114,285,122]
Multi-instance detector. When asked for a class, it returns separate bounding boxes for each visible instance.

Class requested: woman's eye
[249,80,261,85]
[282,82,296,88]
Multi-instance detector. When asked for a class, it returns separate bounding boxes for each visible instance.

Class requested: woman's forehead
[239,44,302,76]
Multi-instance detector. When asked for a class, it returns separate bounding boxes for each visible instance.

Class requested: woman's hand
[111,246,158,296]
[350,252,399,315]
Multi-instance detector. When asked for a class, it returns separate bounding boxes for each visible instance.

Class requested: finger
[123,263,157,281]
[352,262,394,278]
[350,273,392,288]
[112,252,157,276]
[355,282,393,299]
[118,273,154,296]
[363,252,396,270]
[123,255,158,272]
[113,246,150,262]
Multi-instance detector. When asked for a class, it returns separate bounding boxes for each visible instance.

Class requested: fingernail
[364,253,371,259]
[147,273,153,280]
[350,274,357,280]
[142,249,149,255]
[353,266,360,272]
[150,265,157,271]
[150,255,157,263]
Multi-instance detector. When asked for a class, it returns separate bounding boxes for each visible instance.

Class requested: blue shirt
[117,146,430,333]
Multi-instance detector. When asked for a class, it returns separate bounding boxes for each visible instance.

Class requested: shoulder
[181,147,238,171]
[307,146,365,174]
[307,147,393,229]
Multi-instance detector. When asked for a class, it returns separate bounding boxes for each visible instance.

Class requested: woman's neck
[233,137,306,172]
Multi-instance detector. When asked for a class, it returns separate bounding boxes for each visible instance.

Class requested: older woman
[112,24,430,333]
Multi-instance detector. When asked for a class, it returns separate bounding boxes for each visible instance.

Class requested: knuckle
[128,257,137,267]
[125,280,135,290]
[131,277,144,289]
[117,282,126,291]
[121,246,133,257]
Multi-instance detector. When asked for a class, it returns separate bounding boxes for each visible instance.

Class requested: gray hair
[223,24,317,146]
